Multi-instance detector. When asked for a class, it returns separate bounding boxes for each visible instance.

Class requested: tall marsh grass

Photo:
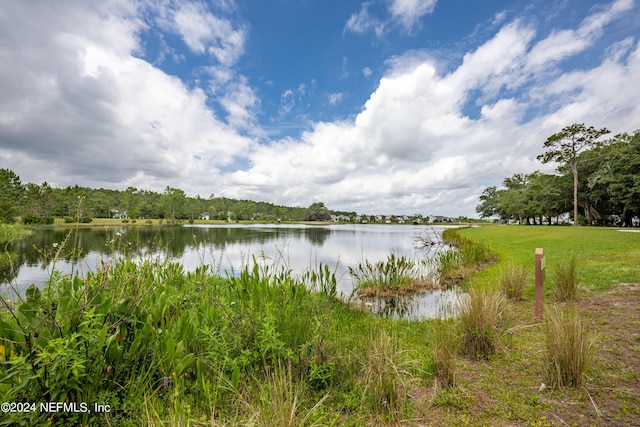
[360,330,413,417]
[432,320,457,387]
[543,307,594,388]
[457,288,506,359]
[499,263,529,301]
[553,257,580,301]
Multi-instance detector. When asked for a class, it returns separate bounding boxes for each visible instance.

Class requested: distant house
[201,213,210,220]
[111,210,128,219]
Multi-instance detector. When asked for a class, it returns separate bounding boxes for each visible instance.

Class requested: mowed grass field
[458,225,640,294]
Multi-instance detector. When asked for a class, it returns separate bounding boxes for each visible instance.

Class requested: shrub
[553,257,580,302]
[499,263,529,301]
[63,216,92,223]
[457,288,506,359]
[22,214,54,225]
[543,307,593,388]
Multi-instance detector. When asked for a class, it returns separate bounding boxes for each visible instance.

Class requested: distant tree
[304,202,331,221]
[537,123,610,225]
[21,182,56,224]
[476,186,499,218]
[163,186,187,220]
[0,169,23,223]
[599,132,640,226]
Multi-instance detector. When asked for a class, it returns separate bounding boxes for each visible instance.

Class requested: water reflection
[356,289,459,320]
[2,224,460,319]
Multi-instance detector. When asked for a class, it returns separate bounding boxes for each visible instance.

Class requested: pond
[1,223,459,319]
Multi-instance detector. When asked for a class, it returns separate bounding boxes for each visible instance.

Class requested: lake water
[1,223,459,319]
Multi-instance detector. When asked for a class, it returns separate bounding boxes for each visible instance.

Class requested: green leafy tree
[304,202,331,221]
[0,169,23,223]
[163,186,187,220]
[537,123,610,225]
[21,182,56,224]
[476,186,499,218]
[600,132,640,226]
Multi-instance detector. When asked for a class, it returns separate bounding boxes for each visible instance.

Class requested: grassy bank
[0,225,638,426]
[0,224,33,239]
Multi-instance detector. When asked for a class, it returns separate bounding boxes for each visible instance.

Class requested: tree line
[476,124,640,226]
[0,171,334,224]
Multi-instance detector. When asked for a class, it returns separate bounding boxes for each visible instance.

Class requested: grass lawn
[457,225,640,294]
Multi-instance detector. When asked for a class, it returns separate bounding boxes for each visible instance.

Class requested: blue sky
[1,0,639,216]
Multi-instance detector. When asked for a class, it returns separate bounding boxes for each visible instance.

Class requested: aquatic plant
[349,253,432,298]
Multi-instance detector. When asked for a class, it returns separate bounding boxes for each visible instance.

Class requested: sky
[1,0,639,217]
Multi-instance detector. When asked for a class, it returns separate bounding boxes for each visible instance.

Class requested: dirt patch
[520,284,640,426]
[575,283,640,425]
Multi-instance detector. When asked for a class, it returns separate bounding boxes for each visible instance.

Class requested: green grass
[456,225,640,293]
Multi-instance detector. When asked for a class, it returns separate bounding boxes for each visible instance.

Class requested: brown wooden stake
[535,248,545,322]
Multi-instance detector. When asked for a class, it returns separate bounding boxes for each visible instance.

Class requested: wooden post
[535,248,545,321]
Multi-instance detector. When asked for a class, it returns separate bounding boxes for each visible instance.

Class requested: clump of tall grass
[499,263,529,301]
[553,257,580,301]
[350,254,431,298]
[543,307,594,388]
[244,362,328,427]
[457,288,506,359]
[431,320,458,387]
[360,330,413,416]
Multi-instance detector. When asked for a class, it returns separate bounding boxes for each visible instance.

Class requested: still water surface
[2,223,458,319]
